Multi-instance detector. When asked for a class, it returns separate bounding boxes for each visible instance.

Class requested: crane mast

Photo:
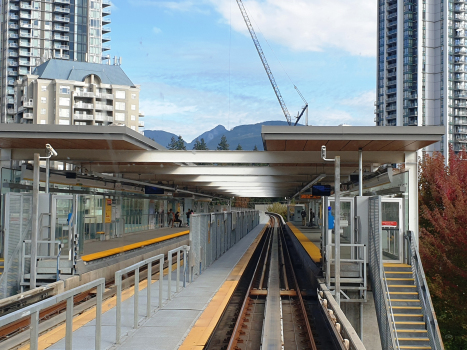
[235,0,293,125]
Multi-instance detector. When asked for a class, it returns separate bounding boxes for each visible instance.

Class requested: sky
[110,0,377,142]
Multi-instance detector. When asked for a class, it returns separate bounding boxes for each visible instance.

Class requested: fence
[0,278,105,350]
[368,196,398,350]
[190,210,259,277]
[407,231,444,350]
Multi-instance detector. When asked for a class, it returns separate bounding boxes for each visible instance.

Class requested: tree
[266,202,287,222]
[167,135,186,150]
[236,144,243,150]
[419,148,467,349]
[217,135,229,150]
[193,138,208,150]
[253,145,258,151]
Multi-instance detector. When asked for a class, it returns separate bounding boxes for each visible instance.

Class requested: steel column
[358,149,363,197]
[335,156,341,306]
[31,153,40,290]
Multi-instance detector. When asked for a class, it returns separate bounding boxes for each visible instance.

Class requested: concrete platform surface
[46,224,265,350]
[83,227,189,255]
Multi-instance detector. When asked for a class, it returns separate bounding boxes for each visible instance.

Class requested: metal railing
[21,240,62,287]
[368,196,399,350]
[115,253,164,343]
[0,278,105,350]
[406,231,444,350]
[167,245,189,299]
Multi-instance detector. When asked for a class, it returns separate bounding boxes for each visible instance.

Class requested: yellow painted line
[388,285,416,288]
[286,223,321,263]
[385,278,414,281]
[179,224,268,350]
[392,306,422,309]
[18,262,182,350]
[81,231,189,262]
[397,338,429,341]
[399,347,431,350]
[391,299,420,302]
[393,314,423,317]
[388,292,418,295]
[384,263,411,267]
[394,321,426,325]
[385,271,412,274]
[397,330,427,333]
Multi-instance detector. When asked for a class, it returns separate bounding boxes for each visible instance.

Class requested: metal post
[116,275,122,343]
[305,106,308,126]
[146,262,152,317]
[31,153,40,290]
[183,249,187,288]
[176,250,180,292]
[134,267,139,329]
[358,148,363,196]
[45,157,50,194]
[65,296,73,350]
[159,257,163,308]
[168,252,172,300]
[95,283,103,350]
[30,311,39,350]
[335,156,341,306]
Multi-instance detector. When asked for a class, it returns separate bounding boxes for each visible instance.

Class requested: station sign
[382,221,398,227]
[105,198,112,223]
[300,194,321,199]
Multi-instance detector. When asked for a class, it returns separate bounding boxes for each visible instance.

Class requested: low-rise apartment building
[15,59,144,130]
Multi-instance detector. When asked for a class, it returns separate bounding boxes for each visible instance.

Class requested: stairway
[0,258,3,276]
[21,258,74,289]
[384,263,431,350]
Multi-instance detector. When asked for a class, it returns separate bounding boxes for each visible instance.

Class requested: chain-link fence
[189,210,259,277]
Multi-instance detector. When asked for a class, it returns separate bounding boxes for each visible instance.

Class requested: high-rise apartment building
[0,0,111,124]
[375,0,467,156]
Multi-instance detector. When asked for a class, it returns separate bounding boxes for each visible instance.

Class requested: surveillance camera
[45,144,58,157]
[321,145,327,160]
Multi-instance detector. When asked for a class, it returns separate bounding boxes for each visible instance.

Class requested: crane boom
[235,0,293,125]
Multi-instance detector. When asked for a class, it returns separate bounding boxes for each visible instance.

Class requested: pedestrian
[301,209,306,226]
[310,208,315,226]
[186,209,192,226]
[174,211,182,227]
[168,209,174,227]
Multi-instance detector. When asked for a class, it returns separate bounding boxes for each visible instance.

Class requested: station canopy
[4,124,444,198]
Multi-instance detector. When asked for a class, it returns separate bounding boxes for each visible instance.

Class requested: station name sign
[300,194,321,199]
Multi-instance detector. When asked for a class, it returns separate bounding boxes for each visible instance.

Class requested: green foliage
[419,148,467,349]
[217,135,229,150]
[193,138,208,150]
[167,135,186,150]
[236,144,243,150]
[266,202,287,222]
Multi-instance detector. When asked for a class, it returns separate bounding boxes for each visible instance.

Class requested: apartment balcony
[387,29,397,36]
[7,71,18,76]
[19,40,31,47]
[387,80,397,87]
[20,31,32,38]
[9,14,19,20]
[387,37,397,45]
[54,0,71,4]
[102,36,111,42]
[23,113,33,119]
[19,50,32,57]
[102,17,111,24]
[7,79,15,85]
[9,33,19,39]
[9,42,19,48]
[74,102,93,109]
[20,3,31,9]
[103,45,111,51]
[19,60,31,66]
[387,20,397,28]
[95,104,113,111]
[386,88,397,94]
[54,15,70,22]
[103,7,111,15]
[54,6,70,13]
[54,25,69,31]
[74,114,94,120]
[54,44,69,50]
[103,0,111,6]
[387,72,397,78]
[8,51,18,58]
[138,121,145,127]
[20,22,32,29]
[8,61,18,67]
[7,97,15,104]
[7,108,16,114]
[23,101,33,108]
[19,12,31,19]
[102,26,111,34]
[9,24,19,29]
[386,54,397,61]
[387,13,397,19]
[74,91,95,97]
[54,34,69,41]
[387,4,397,11]
[386,97,397,103]
[55,53,70,59]
[96,93,113,99]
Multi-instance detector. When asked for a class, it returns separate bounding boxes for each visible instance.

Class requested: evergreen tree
[236,144,243,150]
[217,135,229,150]
[168,135,186,150]
[193,138,208,150]
[253,145,258,151]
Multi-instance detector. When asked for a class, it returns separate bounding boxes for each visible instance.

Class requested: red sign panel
[382,221,398,227]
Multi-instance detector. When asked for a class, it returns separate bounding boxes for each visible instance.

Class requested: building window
[59,97,70,106]
[41,86,47,91]
[58,119,70,125]
[131,93,136,99]
[115,112,125,121]
[115,102,125,110]
[131,115,136,121]
[131,104,136,111]
[40,108,46,115]
[60,86,70,94]
[59,108,69,118]
[40,120,46,124]
[115,91,126,99]
[41,97,47,103]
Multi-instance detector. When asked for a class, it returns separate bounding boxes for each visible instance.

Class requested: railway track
[205,214,344,350]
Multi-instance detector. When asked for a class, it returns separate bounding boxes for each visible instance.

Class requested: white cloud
[341,90,375,108]
[209,0,376,57]
[152,26,162,34]
[129,0,204,12]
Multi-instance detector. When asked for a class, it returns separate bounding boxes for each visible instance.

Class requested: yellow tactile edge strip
[19,262,182,350]
[286,222,322,263]
[178,224,268,350]
[81,230,189,262]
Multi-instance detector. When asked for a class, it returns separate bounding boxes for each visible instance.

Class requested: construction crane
[235,0,308,126]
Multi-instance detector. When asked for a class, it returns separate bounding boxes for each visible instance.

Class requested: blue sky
[110,0,377,142]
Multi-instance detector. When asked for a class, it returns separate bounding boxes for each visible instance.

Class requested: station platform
[286,223,322,263]
[81,227,189,262]
[38,223,267,350]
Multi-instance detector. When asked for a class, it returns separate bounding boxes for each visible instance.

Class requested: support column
[31,153,40,289]
[358,148,363,196]
[405,151,419,244]
[335,156,341,306]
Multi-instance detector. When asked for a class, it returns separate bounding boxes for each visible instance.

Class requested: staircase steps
[0,258,4,276]
[384,263,432,350]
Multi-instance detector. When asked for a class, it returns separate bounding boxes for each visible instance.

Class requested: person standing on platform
[310,208,315,226]
[186,209,192,227]
[168,209,174,227]
[301,209,306,226]
[174,211,183,227]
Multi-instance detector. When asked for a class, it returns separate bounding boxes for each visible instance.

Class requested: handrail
[383,268,400,349]
[0,278,105,350]
[167,245,190,299]
[407,231,444,350]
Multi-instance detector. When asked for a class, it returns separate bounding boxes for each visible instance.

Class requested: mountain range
[144,120,291,151]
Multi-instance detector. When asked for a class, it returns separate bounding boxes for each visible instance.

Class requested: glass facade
[403,0,418,126]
